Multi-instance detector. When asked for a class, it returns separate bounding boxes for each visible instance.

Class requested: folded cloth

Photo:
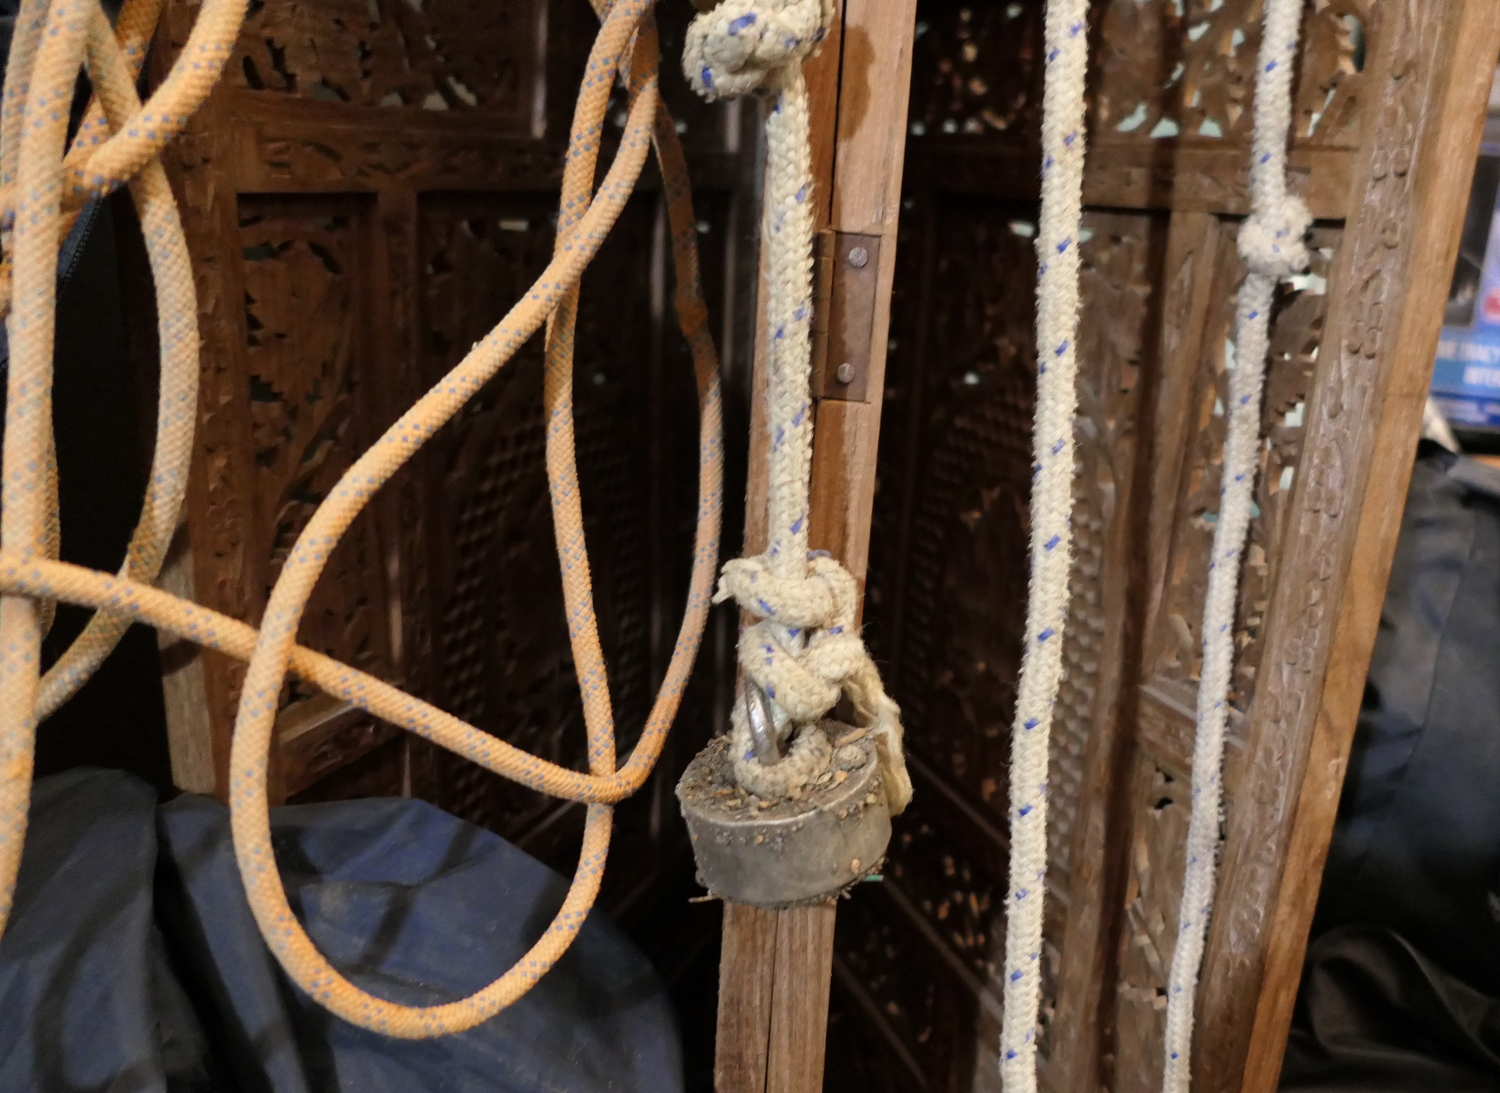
[1281,924,1500,1093]
[0,768,683,1092]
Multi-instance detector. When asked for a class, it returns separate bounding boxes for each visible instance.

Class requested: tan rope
[0,0,725,1040]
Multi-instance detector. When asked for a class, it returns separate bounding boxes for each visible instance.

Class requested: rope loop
[683,0,832,100]
[0,0,727,1040]
[1238,193,1312,279]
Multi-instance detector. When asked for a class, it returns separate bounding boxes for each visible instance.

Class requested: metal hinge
[810,229,880,402]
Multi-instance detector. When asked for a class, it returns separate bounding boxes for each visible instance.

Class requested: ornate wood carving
[855,194,1166,1089]
[1110,757,1189,1093]
[907,0,1373,148]
[831,0,1496,1088]
[232,0,541,120]
[1194,2,1499,1087]
[1147,226,1340,712]
[154,0,754,882]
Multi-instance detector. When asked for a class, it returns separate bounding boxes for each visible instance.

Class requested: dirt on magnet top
[677,721,885,822]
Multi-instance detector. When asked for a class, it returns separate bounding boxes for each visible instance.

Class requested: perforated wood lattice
[1051,210,1162,880]
[1149,226,1339,709]
[232,0,542,117]
[906,0,1375,147]
[412,194,656,838]
[1112,760,1192,1093]
[836,879,952,1085]
[869,194,1036,809]
[1095,0,1372,144]
[889,803,1002,986]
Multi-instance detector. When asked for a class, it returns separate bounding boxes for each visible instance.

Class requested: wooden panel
[231,0,544,118]
[716,903,779,1093]
[1109,752,1190,1093]
[905,0,1373,148]
[1207,2,1500,1089]
[855,197,1167,1088]
[1046,208,1217,1093]
[841,0,1497,1088]
[1050,211,1164,883]
[1146,224,1340,708]
[1240,7,1500,1085]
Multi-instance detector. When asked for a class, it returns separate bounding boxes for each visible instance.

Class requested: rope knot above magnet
[714,554,912,811]
[1237,194,1312,278]
[682,0,833,100]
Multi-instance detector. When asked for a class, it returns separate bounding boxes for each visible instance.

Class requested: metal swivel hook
[742,677,784,765]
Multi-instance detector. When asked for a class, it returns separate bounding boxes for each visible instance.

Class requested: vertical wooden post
[714,0,920,1089]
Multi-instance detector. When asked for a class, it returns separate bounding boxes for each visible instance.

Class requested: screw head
[835,362,855,384]
[846,245,870,268]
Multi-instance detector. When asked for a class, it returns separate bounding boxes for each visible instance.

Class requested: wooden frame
[715,0,922,1089]
[779,0,1500,1088]
[1041,1,1500,1089]
[137,0,1500,1084]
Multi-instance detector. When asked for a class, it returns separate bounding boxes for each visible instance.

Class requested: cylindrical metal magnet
[677,722,892,908]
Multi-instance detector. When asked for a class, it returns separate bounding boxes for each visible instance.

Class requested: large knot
[716,554,861,721]
[715,554,912,811]
[683,0,832,101]
[1237,194,1312,279]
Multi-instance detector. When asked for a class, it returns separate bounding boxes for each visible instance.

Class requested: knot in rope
[715,555,912,809]
[716,554,860,721]
[683,0,832,100]
[1238,194,1311,278]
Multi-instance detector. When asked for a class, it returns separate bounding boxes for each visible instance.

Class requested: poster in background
[1432,113,1500,433]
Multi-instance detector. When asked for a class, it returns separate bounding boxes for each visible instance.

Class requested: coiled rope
[684,0,912,812]
[1001,0,1311,1087]
[0,0,726,1040]
[1161,0,1310,1085]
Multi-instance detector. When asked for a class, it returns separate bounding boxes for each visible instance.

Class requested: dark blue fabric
[0,770,682,1092]
[0,768,199,1092]
[1313,445,1500,993]
[1282,443,1500,1091]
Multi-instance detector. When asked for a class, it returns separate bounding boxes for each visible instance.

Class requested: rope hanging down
[0,0,726,1040]
[683,0,912,812]
[1001,0,1311,1086]
[1162,0,1310,1085]
[999,0,1089,1086]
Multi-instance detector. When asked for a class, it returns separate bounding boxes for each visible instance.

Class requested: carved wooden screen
[146,0,756,1038]
[827,0,1496,1090]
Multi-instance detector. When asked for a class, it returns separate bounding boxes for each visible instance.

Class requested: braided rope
[685,0,911,812]
[1000,0,1089,1086]
[0,0,726,1039]
[1161,0,1310,1085]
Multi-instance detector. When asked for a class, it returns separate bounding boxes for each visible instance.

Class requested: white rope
[1161,0,1310,1086]
[684,0,912,812]
[1000,0,1090,1085]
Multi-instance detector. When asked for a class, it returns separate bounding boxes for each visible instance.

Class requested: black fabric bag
[1282,443,1500,1092]
[0,768,682,1092]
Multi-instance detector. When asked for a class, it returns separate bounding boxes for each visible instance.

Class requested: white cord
[1001,0,1089,1087]
[684,0,913,811]
[1161,0,1311,1087]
